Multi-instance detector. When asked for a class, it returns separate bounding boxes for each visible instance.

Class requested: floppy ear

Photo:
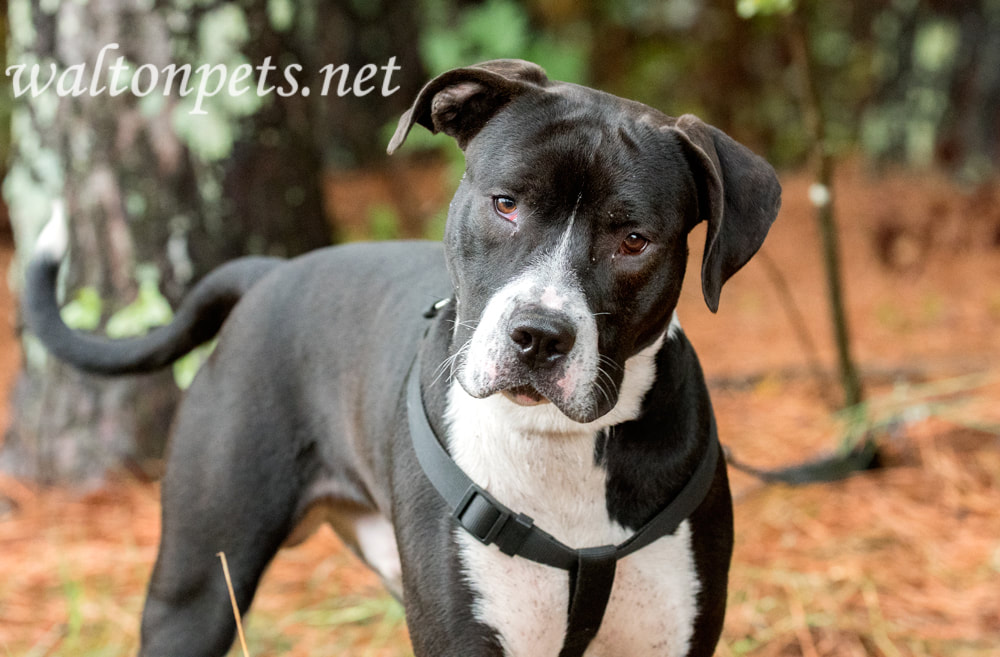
[669,114,782,313]
[387,59,549,154]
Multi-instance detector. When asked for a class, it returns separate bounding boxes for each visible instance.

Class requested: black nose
[508,310,576,369]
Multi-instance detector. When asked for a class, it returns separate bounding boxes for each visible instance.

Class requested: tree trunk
[1,0,339,485]
[788,6,863,409]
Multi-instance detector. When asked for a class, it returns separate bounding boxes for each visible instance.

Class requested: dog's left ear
[669,115,782,313]
[387,59,549,154]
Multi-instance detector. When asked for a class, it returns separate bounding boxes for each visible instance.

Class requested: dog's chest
[446,389,701,657]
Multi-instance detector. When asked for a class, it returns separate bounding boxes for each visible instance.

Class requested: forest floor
[0,162,998,657]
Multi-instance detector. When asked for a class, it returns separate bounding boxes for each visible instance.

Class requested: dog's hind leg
[139,523,278,657]
[137,475,299,656]
[136,370,309,656]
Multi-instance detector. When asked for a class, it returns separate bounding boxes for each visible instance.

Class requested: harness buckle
[454,486,534,556]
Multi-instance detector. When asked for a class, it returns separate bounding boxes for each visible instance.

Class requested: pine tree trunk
[2,0,336,485]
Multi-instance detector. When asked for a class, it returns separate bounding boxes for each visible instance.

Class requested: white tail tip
[36,200,68,261]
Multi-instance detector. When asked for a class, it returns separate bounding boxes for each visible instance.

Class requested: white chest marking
[445,327,700,657]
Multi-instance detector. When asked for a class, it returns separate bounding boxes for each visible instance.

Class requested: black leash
[724,439,881,485]
[406,344,720,657]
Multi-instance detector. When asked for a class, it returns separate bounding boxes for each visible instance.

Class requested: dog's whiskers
[594,372,618,403]
[433,340,473,387]
[595,367,617,389]
[431,358,456,387]
[591,365,616,410]
[432,341,470,386]
[431,358,453,384]
[598,354,624,374]
[446,317,479,332]
[589,383,611,415]
[453,341,471,378]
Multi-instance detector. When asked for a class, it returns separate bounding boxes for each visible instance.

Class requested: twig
[784,581,821,657]
[218,551,250,657]
[756,249,832,402]
[861,580,903,657]
[24,623,66,657]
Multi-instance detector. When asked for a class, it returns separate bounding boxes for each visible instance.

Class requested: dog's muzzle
[455,268,610,421]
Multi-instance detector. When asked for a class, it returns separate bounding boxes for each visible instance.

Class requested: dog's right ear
[387,59,549,154]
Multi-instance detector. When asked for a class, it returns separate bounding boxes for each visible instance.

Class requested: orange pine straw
[218,552,250,657]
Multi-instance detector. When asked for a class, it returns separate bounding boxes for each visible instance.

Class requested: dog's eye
[620,233,649,255]
[493,196,518,222]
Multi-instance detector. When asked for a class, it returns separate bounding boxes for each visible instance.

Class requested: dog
[24,59,781,657]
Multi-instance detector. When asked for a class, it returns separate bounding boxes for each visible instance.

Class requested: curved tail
[22,204,283,375]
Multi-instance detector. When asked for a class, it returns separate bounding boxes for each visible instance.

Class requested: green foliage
[198,4,250,63]
[57,559,85,646]
[172,4,263,162]
[394,0,999,173]
[60,287,103,331]
[423,208,448,241]
[367,203,402,241]
[913,20,960,73]
[859,13,962,168]
[836,373,1000,454]
[7,0,36,50]
[420,0,587,83]
[59,268,218,390]
[736,0,796,19]
[106,266,174,339]
[173,341,215,390]
[267,0,295,33]
[421,0,529,74]
[729,636,762,655]
[733,0,998,174]
[387,0,590,168]
[56,267,219,389]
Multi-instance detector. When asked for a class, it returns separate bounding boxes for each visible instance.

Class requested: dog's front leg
[391,452,506,656]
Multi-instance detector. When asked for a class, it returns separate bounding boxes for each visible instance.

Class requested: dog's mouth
[501,384,550,407]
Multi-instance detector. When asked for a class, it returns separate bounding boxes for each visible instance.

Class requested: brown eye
[620,233,649,255]
[494,196,518,221]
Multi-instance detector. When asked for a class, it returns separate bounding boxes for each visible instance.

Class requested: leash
[406,322,720,657]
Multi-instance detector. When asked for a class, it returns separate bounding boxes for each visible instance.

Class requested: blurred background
[0,1,997,656]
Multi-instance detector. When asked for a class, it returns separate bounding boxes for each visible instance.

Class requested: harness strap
[406,349,719,657]
[560,545,618,657]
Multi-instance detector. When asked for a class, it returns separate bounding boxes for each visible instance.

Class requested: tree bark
[1,0,342,485]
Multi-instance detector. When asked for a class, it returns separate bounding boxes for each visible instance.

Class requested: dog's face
[441,91,695,423]
[390,60,781,423]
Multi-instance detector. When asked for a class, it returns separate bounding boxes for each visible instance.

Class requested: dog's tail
[22,202,284,376]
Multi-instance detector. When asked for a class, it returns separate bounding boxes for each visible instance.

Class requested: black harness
[406,328,721,657]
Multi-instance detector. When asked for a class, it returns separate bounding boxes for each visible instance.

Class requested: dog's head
[390,60,781,424]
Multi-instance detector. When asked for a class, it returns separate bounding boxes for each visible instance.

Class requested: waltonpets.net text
[5,43,402,115]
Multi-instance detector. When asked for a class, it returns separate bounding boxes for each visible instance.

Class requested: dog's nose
[508,310,576,368]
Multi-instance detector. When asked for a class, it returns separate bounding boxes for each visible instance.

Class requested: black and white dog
[25,60,780,656]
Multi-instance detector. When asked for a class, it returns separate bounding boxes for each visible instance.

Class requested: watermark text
[5,43,402,115]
